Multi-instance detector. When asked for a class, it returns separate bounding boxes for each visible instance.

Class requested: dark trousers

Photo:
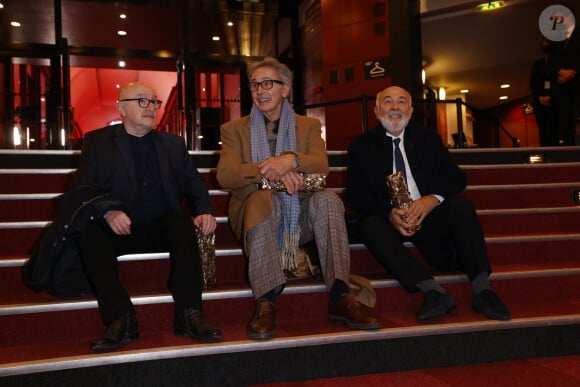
[534,104,559,146]
[358,195,491,293]
[80,212,202,324]
[553,82,578,146]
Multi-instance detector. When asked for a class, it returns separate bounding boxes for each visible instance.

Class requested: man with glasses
[217,57,380,340]
[72,82,222,352]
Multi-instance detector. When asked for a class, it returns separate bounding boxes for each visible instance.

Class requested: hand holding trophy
[385,171,421,232]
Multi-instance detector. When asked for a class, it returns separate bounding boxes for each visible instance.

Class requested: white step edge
[1,313,580,378]
[3,267,580,317]
[3,233,580,268]
[2,181,579,201]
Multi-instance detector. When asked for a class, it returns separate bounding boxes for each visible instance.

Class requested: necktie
[393,138,407,180]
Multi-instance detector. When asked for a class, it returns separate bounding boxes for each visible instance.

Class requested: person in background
[547,12,579,146]
[345,85,511,322]
[217,57,380,340]
[74,82,222,352]
[530,38,559,146]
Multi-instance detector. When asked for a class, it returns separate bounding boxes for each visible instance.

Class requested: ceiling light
[212,36,220,41]
[227,21,234,27]
[476,1,505,12]
[0,3,4,9]
[460,89,469,94]
[438,87,446,100]
[10,21,21,27]
[500,84,510,89]
[117,30,127,36]
[118,60,126,68]
[499,96,508,100]
[120,13,127,19]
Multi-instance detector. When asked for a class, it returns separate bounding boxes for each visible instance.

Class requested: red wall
[319,0,392,150]
[485,98,540,148]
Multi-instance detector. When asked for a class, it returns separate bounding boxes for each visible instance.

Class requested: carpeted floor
[256,355,580,386]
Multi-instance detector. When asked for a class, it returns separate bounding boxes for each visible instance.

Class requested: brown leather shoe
[328,293,381,330]
[247,299,277,340]
[91,311,139,353]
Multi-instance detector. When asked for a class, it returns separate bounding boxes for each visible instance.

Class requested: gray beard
[379,116,409,134]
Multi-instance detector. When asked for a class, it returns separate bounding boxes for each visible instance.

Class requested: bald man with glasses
[72,82,222,352]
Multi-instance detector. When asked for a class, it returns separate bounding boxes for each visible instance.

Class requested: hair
[375,85,413,107]
[247,57,293,85]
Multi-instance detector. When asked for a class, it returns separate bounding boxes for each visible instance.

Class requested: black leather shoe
[91,311,139,353]
[174,308,222,342]
[473,289,511,321]
[416,290,456,321]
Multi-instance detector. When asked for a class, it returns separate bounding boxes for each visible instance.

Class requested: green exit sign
[477,1,505,12]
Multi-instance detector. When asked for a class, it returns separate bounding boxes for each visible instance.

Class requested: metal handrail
[305,95,520,148]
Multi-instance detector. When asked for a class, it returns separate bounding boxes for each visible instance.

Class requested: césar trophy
[386,171,420,232]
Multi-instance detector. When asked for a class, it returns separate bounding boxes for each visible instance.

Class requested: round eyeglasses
[119,97,163,109]
[248,79,284,92]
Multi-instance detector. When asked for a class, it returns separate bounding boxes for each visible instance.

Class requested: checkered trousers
[245,190,351,299]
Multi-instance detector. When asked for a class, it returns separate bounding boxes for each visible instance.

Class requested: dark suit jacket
[71,124,213,219]
[345,122,466,221]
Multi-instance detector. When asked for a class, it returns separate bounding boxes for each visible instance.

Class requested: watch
[282,151,301,169]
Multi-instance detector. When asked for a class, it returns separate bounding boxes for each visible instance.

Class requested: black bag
[24,231,91,298]
[23,186,109,298]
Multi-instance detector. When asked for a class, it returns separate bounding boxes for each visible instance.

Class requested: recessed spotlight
[117,30,127,36]
[212,36,220,41]
[499,96,508,100]
[500,84,510,89]
[227,21,234,27]
[10,21,21,27]
[0,3,5,9]
[116,84,121,88]
[118,60,126,68]
[460,89,470,94]
[120,13,127,19]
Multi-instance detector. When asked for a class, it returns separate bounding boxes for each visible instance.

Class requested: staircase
[1,147,579,386]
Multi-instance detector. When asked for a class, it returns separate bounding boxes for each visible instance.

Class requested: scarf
[250,98,300,270]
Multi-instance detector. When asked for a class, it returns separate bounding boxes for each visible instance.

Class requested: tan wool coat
[216,113,329,243]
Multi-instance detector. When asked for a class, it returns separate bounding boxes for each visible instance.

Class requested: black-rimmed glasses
[248,79,284,91]
[119,97,163,109]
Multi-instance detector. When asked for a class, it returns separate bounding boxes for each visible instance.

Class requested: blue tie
[393,138,407,180]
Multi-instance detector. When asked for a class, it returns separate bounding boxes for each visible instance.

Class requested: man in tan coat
[217,57,380,340]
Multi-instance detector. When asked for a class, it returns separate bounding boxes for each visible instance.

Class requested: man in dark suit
[530,38,559,146]
[547,22,579,146]
[73,82,222,352]
[345,85,511,322]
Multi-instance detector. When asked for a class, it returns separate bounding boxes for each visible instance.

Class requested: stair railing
[305,95,520,148]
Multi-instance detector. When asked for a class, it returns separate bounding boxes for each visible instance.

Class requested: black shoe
[91,311,139,353]
[174,308,222,342]
[416,290,456,321]
[473,289,511,321]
